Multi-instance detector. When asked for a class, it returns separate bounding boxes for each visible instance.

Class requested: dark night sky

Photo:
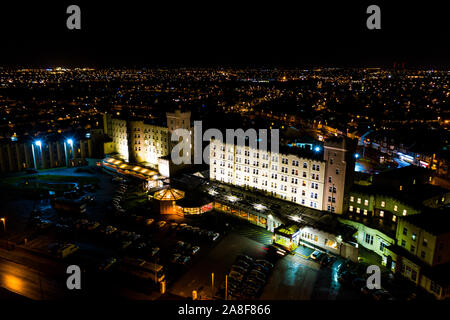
[0,0,449,68]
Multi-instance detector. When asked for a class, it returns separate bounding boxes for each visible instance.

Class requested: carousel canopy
[153,188,185,201]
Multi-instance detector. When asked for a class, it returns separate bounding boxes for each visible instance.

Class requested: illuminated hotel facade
[209,137,356,214]
[103,109,191,171]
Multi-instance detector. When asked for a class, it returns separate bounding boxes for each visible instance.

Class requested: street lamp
[32,140,42,169]
[314,146,321,152]
[0,218,5,231]
[64,138,74,167]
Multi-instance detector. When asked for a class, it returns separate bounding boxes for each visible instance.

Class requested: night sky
[0,0,449,68]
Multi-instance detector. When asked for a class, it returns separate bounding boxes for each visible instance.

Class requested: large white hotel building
[103,109,191,172]
[209,136,356,214]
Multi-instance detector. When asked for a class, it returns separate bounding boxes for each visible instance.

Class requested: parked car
[247,277,265,288]
[249,269,266,280]
[319,254,332,266]
[156,221,167,228]
[311,250,323,260]
[255,259,274,269]
[235,260,250,270]
[119,241,132,250]
[248,272,265,284]
[252,265,269,275]
[180,256,191,265]
[191,246,200,255]
[231,265,247,275]
[98,257,118,271]
[229,271,245,281]
[372,289,395,301]
[170,253,182,264]
[150,247,160,257]
[104,225,117,235]
[253,263,269,273]
[210,232,220,241]
[175,241,185,252]
[237,255,254,264]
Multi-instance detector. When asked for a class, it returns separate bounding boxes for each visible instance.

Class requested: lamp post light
[211,273,215,299]
[32,140,42,169]
[337,235,343,256]
[225,275,228,301]
[0,218,5,231]
[64,138,74,167]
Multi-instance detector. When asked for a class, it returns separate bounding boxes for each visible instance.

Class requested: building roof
[275,224,301,237]
[153,188,185,201]
[350,182,449,209]
[401,209,450,235]
[374,165,429,181]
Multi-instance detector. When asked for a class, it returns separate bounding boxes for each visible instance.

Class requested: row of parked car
[175,223,220,242]
[218,255,274,299]
[168,240,201,267]
[111,183,128,215]
[337,260,396,300]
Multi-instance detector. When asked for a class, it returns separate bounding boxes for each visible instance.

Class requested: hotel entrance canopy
[102,157,159,181]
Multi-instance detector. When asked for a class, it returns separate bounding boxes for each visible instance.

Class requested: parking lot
[0,167,230,298]
[0,166,432,300]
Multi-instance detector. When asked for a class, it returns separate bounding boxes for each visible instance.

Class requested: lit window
[350,196,354,202]
[394,205,398,212]
[392,216,397,222]
[349,205,353,212]
[381,201,385,207]
[357,198,361,204]
[356,207,361,213]
[380,210,384,217]
[403,209,407,216]
[363,209,368,215]
[364,199,369,206]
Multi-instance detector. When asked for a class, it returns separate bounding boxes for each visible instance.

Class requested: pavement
[168,232,268,299]
[260,254,319,300]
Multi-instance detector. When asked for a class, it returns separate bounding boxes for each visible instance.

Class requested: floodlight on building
[67,139,73,146]
[354,153,360,159]
[35,140,42,147]
[314,146,321,152]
